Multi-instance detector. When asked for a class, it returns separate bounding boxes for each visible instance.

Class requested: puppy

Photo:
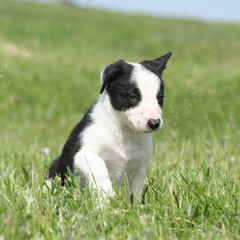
[46,52,172,200]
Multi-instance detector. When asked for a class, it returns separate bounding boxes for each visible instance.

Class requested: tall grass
[0,1,239,239]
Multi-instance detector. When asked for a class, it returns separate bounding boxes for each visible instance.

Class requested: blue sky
[73,0,240,23]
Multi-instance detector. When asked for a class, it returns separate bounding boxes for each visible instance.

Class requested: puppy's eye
[128,94,138,103]
[157,94,164,106]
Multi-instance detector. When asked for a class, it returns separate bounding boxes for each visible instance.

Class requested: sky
[72,0,240,23]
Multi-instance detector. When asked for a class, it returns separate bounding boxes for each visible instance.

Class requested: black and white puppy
[46,52,172,199]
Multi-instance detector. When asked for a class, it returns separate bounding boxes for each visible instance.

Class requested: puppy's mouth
[143,125,162,133]
[128,121,162,133]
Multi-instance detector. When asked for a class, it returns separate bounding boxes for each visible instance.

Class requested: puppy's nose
[148,118,160,130]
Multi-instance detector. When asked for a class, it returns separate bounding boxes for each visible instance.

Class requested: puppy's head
[100,52,172,133]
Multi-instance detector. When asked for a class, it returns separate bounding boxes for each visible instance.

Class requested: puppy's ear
[100,59,126,94]
[153,52,172,73]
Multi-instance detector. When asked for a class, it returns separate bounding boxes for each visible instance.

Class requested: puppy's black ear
[100,59,126,94]
[153,52,172,73]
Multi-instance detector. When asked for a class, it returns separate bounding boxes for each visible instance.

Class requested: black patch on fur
[140,52,172,76]
[47,156,60,179]
[46,104,95,185]
[102,60,142,111]
[157,80,165,107]
[100,60,126,94]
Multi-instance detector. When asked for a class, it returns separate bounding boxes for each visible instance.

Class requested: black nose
[148,118,160,130]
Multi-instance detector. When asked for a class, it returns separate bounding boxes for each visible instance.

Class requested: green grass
[0,1,240,239]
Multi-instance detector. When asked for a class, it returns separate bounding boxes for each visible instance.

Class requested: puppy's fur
[46,53,172,199]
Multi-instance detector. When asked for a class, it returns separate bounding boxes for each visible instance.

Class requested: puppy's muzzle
[148,118,161,130]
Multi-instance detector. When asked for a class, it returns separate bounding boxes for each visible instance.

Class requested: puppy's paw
[91,179,115,200]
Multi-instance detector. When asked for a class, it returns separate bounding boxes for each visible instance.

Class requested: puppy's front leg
[126,162,148,201]
[74,151,114,197]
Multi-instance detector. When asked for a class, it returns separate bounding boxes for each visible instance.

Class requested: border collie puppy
[46,52,172,200]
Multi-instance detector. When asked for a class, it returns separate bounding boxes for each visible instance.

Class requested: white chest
[81,122,153,186]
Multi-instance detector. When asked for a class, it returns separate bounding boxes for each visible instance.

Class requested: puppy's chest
[81,123,153,185]
[99,135,150,162]
[83,124,153,163]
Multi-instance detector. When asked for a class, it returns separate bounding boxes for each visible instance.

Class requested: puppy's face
[100,53,172,133]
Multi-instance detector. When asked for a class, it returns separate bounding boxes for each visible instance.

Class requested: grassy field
[0,1,240,239]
